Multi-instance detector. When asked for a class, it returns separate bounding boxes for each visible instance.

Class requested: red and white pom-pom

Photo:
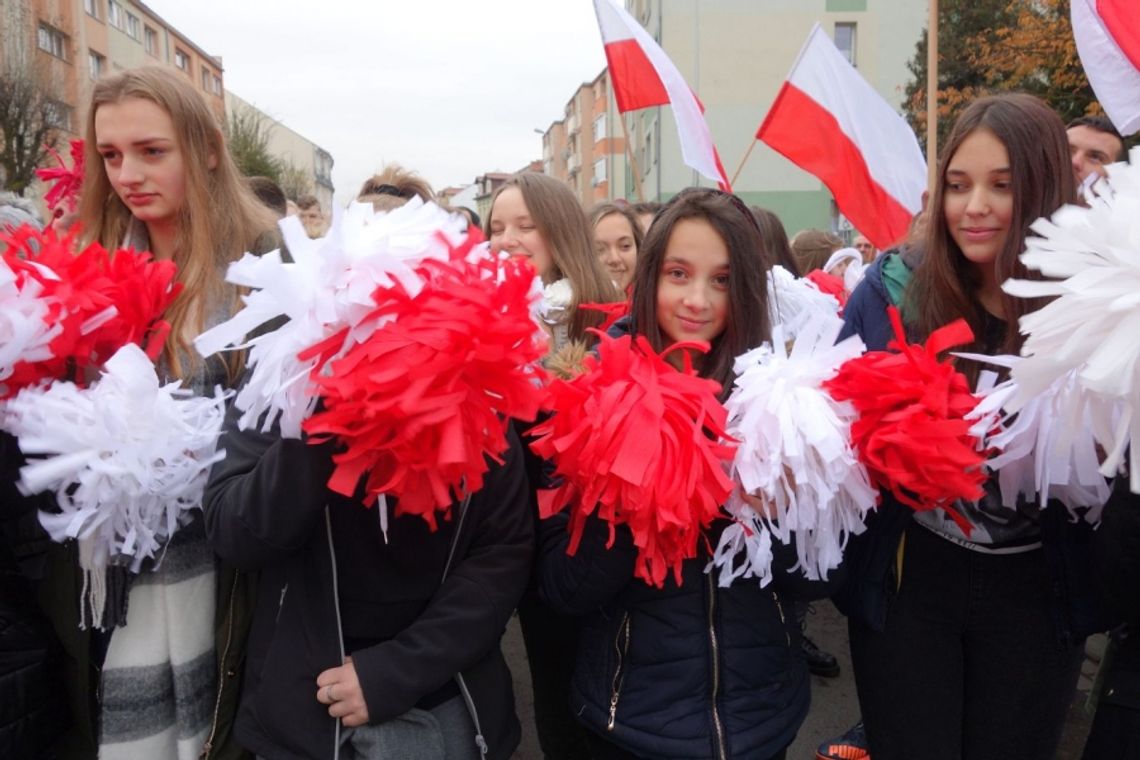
[1003,149,1140,491]
[965,356,1114,520]
[1,225,179,397]
[0,258,61,391]
[712,313,876,587]
[767,265,842,340]
[529,332,735,588]
[35,138,85,214]
[302,245,546,528]
[2,344,230,625]
[195,199,466,438]
[824,307,986,533]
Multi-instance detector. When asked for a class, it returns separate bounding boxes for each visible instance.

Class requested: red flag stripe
[758,82,913,250]
[1097,0,1140,71]
[604,40,670,112]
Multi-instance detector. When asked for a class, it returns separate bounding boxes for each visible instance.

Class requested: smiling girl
[23,66,275,760]
[589,202,642,293]
[836,93,1110,760]
[538,189,832,760]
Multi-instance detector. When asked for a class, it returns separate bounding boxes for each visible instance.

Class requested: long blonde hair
[78,66,275,381]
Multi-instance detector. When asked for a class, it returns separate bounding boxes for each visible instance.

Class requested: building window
[45,100,73,130]
[126,12,141,40]
[144,26,158,55]
[201,66,211,90]
[84,0,100,20]
[212,74,223,95]
[88,50,105,80]
[593,158,607,185]
[593,113,607,143]
[174,48,189,71]
[37,24,68,60]
[108,0,124,30]
[835,22,856,66]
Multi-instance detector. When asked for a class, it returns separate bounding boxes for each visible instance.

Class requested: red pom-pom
[580,300,630,333]
[1,225,180,396]
[823,306,986,533]
[805,269,848,308]
[35,139,85,214]
[303,238,546,528]
[529,332,736,588]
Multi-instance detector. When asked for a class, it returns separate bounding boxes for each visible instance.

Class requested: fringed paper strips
[302,244,546,528]
[767,265,842,341]
[965,356,1113,520]
[823,307,987,533]
[1002,149,1140,492]
[194,200,466,438]
[0,225,179,397]
[0,258,60,390]
[2,344,230,625]
[35,138,85,214]
[529,332,735,588]
[712,313,875,588]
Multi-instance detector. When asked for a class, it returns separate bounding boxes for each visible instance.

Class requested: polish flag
[592,0,731,190]
[757,24,926,251]
[1072,0,1140,135]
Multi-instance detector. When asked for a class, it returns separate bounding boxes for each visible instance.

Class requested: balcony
[567,113,580,136]
[567,153,581,173]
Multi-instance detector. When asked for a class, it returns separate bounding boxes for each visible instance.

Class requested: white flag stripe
[1072,0,1140,135]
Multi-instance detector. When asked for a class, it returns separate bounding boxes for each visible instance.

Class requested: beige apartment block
[619,0,926,236]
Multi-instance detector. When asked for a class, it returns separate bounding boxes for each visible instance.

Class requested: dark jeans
[586,731,787,760]
[849,523,1084,760]
[517,596,592,760]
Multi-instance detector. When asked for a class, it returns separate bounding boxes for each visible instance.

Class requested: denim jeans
[849,523,1084,760]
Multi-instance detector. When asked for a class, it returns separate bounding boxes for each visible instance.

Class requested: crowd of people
[1,63,1137,760]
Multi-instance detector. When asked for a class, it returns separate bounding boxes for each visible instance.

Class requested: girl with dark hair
[835,93,1111,760]
[750,206,801,276]
[538,188,831,760]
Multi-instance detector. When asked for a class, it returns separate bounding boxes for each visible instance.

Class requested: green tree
[224,107,282,181]
[0,59,63,195]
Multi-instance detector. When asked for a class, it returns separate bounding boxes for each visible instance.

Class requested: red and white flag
[757,24,926,251]
[1072,0,1140,135]
[592,0,731,190]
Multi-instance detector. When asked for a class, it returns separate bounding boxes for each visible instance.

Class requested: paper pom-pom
[0,258,61,389]
[1003,149,1140,491]
[767,265,841,340]
[35,138,84,214]
[529,332,735,588]
[302,246,546,527]
[712,313,876,587]
[965,356,1113,520]
[3,344,229,575]
[804,270,848,308]
[1,225,179,396]
[195,200,466,438]
[824,307,986,533]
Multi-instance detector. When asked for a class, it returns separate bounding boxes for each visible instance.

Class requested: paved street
[504,600,1099,759]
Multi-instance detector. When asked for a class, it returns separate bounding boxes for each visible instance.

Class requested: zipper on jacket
[771,591,791,647]
[275,582,289,623]
[706,574,728,760]
[326,508,346,760]
[199,571,241,760]
[607,612,631,731]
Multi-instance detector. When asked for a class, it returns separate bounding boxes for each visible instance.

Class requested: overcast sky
[146,0,607,203]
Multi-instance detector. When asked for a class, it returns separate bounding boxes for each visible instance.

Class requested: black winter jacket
[203,403,533,760]
[833,253,1114,644]
[1093,475,1140,710]
[539,507,837,760]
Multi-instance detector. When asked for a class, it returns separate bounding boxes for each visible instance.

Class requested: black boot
[801,632,840,677]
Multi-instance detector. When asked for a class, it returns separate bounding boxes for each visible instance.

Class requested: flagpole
[926,0,939,190]
[619,112,647,202]
[730,140,758,187]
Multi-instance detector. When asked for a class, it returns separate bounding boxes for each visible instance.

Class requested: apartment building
[618,0,925,236]
[541,69,628,210]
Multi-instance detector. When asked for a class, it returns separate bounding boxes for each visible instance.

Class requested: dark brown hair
[295,194,320,211]
[486,173,621,344]
[751,206,800,276]
[906,93,1075,372]
[629,188,771,396]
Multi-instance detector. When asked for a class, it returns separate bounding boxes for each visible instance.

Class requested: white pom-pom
[965,356,1114,521]
[0,259,62,391]
[711,313,875,587]
[2,344,231,572]
[1002,149,1140,490]
[194,199,467,437]
[767,265,841,340]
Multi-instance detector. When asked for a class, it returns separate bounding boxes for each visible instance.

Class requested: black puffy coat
[539,509,837,760]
